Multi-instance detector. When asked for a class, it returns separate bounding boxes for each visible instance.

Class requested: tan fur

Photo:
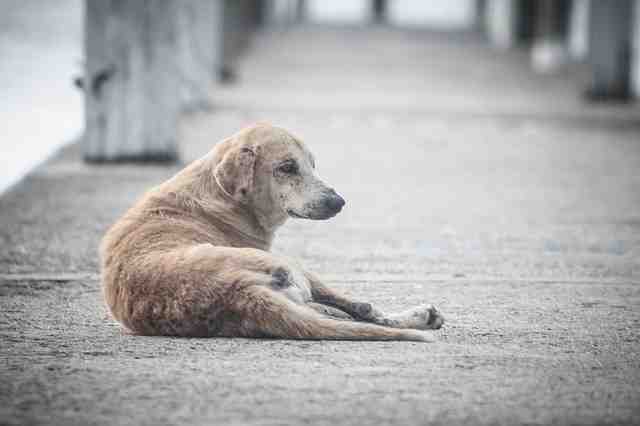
[101,123,443,341]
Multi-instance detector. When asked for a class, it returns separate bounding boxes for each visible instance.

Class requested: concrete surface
[1,26,640,426]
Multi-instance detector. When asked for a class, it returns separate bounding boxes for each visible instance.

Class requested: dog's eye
[277,161,298,175]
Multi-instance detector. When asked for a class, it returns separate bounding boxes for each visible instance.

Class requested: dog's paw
[392,304,445,330]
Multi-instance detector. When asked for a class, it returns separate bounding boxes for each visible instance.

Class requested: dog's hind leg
[234,286,433,342]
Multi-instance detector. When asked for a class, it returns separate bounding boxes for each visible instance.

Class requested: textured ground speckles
[1,277,639,425]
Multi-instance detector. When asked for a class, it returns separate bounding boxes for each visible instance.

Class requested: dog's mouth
[286,192,345,220]
[286,209,308,219]
[286,208,342,220]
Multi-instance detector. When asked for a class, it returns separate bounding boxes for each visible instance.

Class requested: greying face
[212,124,346,229]
[252,128,345,222]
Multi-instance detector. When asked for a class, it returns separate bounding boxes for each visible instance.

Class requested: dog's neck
[205,182,279,250]
[162,158,279,251]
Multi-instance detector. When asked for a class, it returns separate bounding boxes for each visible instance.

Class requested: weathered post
[568,0,589,61]
[631,0,640,98]
[530,0,571,73]
[483,0,520,49]
[586,0,633,100]
[178,0,224,109]
[262,0,301,26]
[84,0,178,161]
[220,0,263,80]
[483,0,539,49]
[83,0,224,162]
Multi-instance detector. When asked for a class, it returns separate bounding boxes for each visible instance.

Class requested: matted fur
[101,123,444,341]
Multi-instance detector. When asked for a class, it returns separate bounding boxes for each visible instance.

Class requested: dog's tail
[236,286,434,342]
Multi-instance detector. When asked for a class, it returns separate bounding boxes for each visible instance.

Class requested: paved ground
[1,26,640,426]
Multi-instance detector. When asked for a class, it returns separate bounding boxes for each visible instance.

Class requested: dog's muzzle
[289,188,346,220]
[322,188,345,215]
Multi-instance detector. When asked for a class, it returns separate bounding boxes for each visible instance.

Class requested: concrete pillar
[568,0,589,61]
[530,0,571,73]
[484,0,519,49]
[84,0,183,161]
[632,0,640,97]
[263,0,301,26]
[219,0,264,81]
[178,0,222,109]
[586,0,633,100]
[373,0,386,23]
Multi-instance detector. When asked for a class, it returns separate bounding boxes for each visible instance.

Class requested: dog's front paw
[391,304,445,330]
[423,304,445,329]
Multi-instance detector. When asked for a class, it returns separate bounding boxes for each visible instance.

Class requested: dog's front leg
[304,271,444,330]
[304,271,385,322]
[306,302,353,320]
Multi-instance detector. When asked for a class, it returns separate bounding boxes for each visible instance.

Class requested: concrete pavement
[1,26,639,425]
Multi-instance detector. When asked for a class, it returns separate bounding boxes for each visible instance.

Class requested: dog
[101,123,444,341]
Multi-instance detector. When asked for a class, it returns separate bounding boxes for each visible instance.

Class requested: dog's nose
[324,189,345,212]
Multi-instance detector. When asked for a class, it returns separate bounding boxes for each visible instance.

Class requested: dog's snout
[324,189,345,213]
[293,187,346,220]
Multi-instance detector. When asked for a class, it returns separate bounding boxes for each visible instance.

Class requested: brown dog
[101,123,444,341]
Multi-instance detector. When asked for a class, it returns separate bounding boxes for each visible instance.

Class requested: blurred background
[1,0,639,193]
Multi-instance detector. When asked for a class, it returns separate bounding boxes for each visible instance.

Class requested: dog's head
[212,123,345,227]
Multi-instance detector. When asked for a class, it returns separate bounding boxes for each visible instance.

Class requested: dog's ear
[214,146,256,202]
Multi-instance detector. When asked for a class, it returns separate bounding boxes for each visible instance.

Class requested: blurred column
[84,0,183,161]
[568,0,589,61]
[632,0,640,97]
[530,0,571,73]
[484,0,520,49]
[263,0,302,26]
[373,0,386,23]
[179,0,222,109]
[220,0,263,81]
[586,0,633,100]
